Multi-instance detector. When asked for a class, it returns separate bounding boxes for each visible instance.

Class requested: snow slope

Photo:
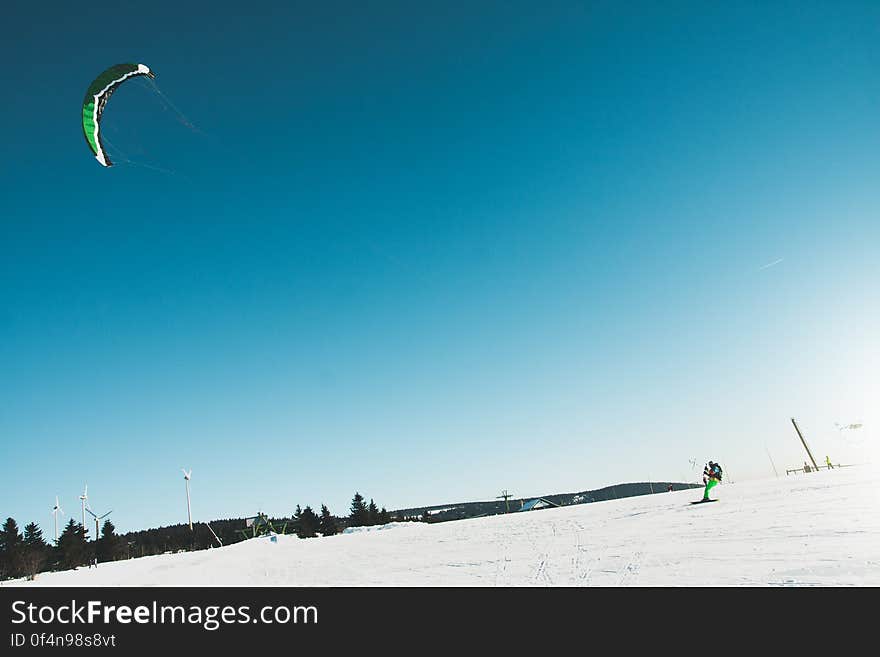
[7,465,879,586]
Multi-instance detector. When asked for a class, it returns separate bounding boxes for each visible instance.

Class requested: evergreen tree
[349,492,369,527]
[318,505,338,536]
[23,522,44,545]
[378,507,390,525]
[0,517,24,579]
[367,499,379,526]
[292,505,303,535]
[21,523,48,580]
[97,520,123,563]
[57,519,89,571]
[2,517,24,547]
[296,506,319,538]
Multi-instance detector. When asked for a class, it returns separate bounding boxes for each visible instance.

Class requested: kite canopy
[82,63,155,167]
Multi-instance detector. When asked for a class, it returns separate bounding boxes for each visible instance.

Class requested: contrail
[757,257,784,271]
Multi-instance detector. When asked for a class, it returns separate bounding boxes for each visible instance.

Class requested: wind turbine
[51,496,64,545]
[85,506,113,542]
[497,489,513,513]
[79,484,89,538]
[182,469,193,531]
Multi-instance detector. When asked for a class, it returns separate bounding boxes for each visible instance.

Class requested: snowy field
[7,464,879,586]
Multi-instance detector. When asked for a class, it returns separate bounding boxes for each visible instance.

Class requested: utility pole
[791,418,819,472]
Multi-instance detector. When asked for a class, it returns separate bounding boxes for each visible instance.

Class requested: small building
[519,498,560,512]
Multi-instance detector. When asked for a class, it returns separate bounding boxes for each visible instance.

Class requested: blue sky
[2,1,878,534]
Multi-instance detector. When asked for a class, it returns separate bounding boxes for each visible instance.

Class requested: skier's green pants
[702,478,719,500]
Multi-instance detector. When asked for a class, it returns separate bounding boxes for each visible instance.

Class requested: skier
[825,455,834,470]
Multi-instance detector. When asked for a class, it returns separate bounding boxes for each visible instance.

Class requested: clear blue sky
[2,1,878,534]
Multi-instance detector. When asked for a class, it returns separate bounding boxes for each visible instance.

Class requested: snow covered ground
[7,464,879,586]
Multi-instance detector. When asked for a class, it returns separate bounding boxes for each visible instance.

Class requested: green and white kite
[82,63,155,167]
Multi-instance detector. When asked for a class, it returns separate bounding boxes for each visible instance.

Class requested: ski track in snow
[5,465,880,587]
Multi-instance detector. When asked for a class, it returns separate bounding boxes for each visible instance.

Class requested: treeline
[292,492,398,538]
[0,516,125,581]
[1,491,410,581]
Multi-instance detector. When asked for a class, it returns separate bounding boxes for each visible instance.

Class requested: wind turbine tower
[79,484,89,538]
[182,469,193,531]
[51,496,64,545]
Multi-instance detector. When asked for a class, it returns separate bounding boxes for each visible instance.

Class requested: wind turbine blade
[100,511,113,519]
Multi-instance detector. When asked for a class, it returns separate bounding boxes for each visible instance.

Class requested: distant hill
[391,481,702,523]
